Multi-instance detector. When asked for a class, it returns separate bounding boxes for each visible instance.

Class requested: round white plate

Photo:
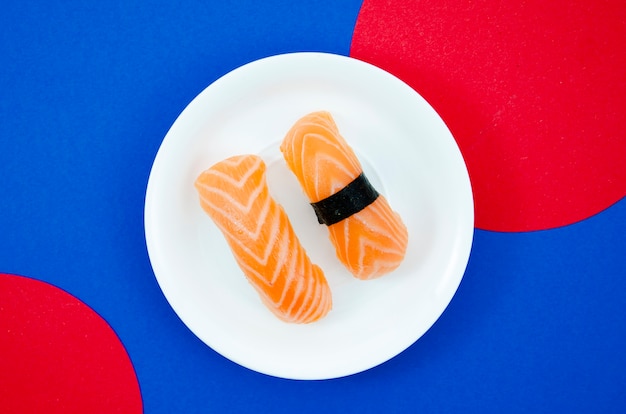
[144,52,473,380]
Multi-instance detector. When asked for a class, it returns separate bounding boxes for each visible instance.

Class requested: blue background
[1,1,625,412]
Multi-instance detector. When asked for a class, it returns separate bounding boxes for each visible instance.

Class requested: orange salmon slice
[280,111,409,280]
[195,154,332,323]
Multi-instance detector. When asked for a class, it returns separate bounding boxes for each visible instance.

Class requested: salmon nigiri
[194,154,332,323]
[280,111,408,280]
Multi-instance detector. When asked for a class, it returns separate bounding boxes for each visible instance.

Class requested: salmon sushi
[280,111,409,280]
[194,154,332,323]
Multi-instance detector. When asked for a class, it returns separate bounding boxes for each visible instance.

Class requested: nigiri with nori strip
[280,111,408,280]
[194,154,332,323]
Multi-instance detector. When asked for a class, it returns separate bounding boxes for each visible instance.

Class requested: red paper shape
[351,0,626,231]
[0,273,142,414]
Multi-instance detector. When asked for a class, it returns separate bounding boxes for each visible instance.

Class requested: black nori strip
[311,172,380,226]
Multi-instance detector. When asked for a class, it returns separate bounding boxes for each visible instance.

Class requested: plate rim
[144,51,474,380]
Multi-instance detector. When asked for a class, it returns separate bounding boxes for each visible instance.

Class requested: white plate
[144,52,474,380]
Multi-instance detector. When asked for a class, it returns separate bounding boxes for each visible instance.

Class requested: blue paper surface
[1,1,625,413]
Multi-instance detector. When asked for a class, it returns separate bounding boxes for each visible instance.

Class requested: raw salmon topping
[281,111,408,280]
[195,154,332,323]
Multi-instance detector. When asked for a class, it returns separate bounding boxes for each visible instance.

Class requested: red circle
[0,273,143,414]
[351,0,626,231]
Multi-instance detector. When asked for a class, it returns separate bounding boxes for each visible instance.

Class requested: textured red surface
[351,0,626,231]
[0,273,142,414]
